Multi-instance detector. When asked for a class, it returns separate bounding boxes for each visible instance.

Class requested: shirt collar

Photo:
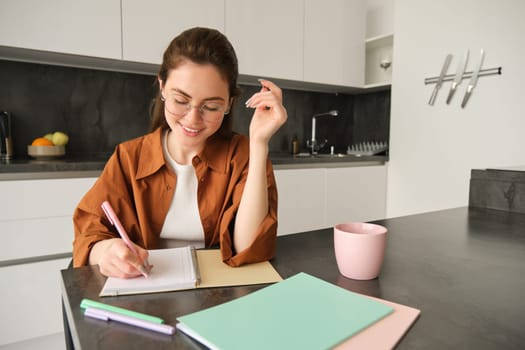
[198,133,230,174]
[136,128,231,179]
[136,128,166,180]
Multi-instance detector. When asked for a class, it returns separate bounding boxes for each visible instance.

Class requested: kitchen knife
[446,49,469,104]
[428,54,452,105]
[461,49,485,108]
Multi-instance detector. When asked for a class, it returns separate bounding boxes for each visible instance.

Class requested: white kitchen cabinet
[121,0,225,64]
[0,217,74,261]
[225,0,303,81]
[0,258,71,346]
[304,0,366,86]
[1,1,370,89]
[0,0,121,59]
[365,0,394,39]
[0,177,97,346]
[0,178,97,222]
[274,168,326,235]
[325,165,387,226]
[274,164,387,235]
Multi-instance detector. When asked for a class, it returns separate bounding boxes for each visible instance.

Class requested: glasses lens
[164,94,226,121]
[164,97,188,116]
[201,103,225,121]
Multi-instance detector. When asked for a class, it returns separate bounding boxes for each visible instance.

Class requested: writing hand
[90,238,151,278]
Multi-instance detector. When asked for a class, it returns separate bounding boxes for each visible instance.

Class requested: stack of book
[176,272,420,350]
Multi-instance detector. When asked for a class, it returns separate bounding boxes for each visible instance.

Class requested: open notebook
[100,247,282,297]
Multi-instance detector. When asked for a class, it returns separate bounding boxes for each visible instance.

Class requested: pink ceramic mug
[334,222,388,280]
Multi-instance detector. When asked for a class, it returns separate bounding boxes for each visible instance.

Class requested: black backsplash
[0,60,389,159]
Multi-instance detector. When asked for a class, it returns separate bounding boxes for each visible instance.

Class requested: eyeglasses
[161,92,230,122]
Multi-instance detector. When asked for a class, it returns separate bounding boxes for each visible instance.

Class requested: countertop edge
[273,159,386,170]
[0,170,102,181]
[1,156,388,181]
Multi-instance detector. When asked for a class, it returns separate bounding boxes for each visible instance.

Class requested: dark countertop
[61,207,525,349]
[0,154,111,180]
[0,152,388,180]
[269,152,387,170]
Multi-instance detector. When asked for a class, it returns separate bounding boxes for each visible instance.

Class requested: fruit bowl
[27,145,65,160]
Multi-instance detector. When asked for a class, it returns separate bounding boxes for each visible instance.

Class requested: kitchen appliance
[0,111,13,160]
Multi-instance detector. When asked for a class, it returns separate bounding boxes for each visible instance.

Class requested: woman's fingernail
[258,78,269,88]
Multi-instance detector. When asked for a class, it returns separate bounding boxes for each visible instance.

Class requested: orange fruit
[32,137,54,146]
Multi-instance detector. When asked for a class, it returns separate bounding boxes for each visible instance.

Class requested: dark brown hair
[150,27,241,137]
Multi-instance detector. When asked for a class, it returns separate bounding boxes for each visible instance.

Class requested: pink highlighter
[101,201,151,277]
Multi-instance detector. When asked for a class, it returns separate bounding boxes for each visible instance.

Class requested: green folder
[176,272,393,350]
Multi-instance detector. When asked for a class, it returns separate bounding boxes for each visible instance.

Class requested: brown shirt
[73,127,278,267]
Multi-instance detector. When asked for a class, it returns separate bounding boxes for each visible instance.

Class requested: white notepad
[100,246,198,296]
[99,247,282,297]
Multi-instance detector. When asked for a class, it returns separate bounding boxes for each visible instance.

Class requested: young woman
[72,27,287,278]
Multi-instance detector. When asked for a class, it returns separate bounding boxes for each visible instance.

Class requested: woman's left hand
[245,79,287,144]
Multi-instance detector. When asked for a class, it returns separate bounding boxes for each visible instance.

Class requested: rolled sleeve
[219,159,279,267]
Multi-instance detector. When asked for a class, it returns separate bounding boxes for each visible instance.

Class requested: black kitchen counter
[0,152,388,180]
[269,152,387,168]
[0,154,111,180]
[61,207,525,349]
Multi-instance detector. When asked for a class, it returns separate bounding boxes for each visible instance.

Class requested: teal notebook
[176,272,393,350]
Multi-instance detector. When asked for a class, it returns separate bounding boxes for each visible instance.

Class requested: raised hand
[245,79,287,145]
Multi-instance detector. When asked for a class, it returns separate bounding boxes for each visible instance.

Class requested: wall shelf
[363,81,391,91]
[365,33,393,49]
[365,33,393,86]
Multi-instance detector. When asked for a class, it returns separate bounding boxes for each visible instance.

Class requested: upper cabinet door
[121,0,225,64]
[304,0,365,86]
[0,0,121,59]
[225,0,303,81]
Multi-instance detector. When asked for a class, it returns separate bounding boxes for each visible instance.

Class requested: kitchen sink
[314,153,350,158]
[294,153,352,158]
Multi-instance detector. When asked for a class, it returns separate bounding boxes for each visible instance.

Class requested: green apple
[44,133,54,141]
[52,131,69,146]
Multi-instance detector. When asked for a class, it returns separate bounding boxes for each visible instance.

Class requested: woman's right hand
[89,238,149,278]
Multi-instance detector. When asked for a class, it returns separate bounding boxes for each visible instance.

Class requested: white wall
[387,0,525,217]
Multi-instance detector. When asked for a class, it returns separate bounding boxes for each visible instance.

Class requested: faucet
[0,111,13,160]
[306,110,339,154]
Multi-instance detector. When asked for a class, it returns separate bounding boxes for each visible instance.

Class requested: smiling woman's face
[159,60,230,152]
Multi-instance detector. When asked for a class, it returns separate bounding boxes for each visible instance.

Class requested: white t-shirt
[159,131,205,248]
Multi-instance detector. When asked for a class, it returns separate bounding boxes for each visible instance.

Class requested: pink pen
[85,307,175,335]
[101,201,150,277]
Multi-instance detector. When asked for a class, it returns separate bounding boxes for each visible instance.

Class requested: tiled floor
[0,333,65,350]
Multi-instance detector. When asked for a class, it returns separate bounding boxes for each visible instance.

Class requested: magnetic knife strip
[424,49,501,108]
